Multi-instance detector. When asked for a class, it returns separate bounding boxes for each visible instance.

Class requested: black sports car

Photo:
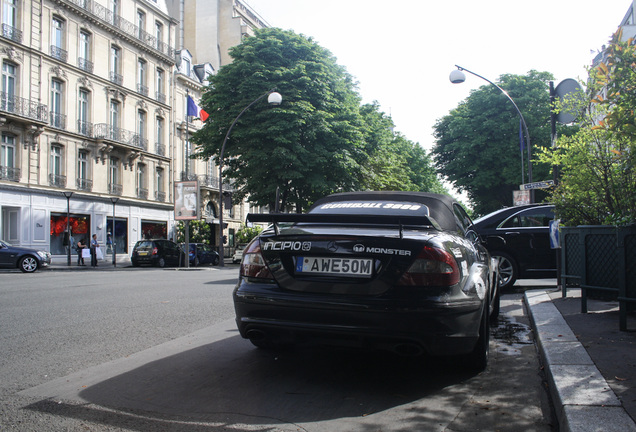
[471,204,556,290]
[233,191,500,371]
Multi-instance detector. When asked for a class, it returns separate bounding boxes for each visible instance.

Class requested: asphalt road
[0,267,556,431]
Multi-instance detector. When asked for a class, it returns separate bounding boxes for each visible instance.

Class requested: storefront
[49,213,91,255]
[141,220,168,240]
[106,217,128,254]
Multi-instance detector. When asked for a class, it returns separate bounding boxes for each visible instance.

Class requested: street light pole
[450,65,533,195]
[110,197,119,267]
[217,89,282,267]
[62,192,73,266]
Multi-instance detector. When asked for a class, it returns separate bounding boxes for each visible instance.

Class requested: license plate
[295,257,373,277]
[138,251,149,256]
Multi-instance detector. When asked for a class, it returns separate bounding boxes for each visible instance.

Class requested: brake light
[240,240,274,280]
[152,247,158,256]
[397,245,460,286]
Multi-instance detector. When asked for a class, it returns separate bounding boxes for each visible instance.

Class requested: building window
[155,116,164,154]
[51,17,67,62]
[110,100,119,139]
[137,109,146,149]
[50,79,65,129]
[110,45,122,85]
[156,68,165,102]
[137,163,147,199]
[109,156,121,194]
[1,132,14,165]
[78,30,93,73]
[183,57,191,77]
[77,150,91,191]
[137,10,145,37]
[110,0,119,24]
[156,167,165,201]
[78,88,90,136]
[1,61,16,111]
[49,144,65,187]
[137,59,147,95]
[2,0,21,43]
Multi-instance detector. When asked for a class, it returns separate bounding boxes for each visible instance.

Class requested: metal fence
[561,225,636,331]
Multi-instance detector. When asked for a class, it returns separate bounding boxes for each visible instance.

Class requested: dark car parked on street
[182,243,220,266]
[0,240,52,273]
[234,191,500,372]
[131,239,181,267]
[471,204,556,290]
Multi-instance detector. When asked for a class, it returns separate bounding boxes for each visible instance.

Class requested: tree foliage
[174,220,212,244]
[235,225,263,245]
[432,71,558,216]
[191,28,444,212]
[537,30,636,225]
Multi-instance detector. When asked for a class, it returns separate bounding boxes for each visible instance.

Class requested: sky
[242,0,630,153]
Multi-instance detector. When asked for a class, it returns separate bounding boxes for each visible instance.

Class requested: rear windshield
[310,200,430,217]
[136,241,154,249]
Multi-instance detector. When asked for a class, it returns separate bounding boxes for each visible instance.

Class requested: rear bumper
[233,281,485,356]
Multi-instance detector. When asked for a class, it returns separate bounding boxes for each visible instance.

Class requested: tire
[492,252,518,290]
[213,256,220,266]
[466,303,490,373]
[194,257,200,267]
[157,257,166,268]
[19,256,39,273]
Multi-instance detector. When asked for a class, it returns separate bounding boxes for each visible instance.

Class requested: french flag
[187,95,209,122]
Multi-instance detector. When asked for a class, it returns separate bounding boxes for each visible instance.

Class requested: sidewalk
[47,257,236,271]
[524,284,636,432]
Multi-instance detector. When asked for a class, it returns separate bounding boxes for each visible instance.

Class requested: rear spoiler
[246,213,439,238]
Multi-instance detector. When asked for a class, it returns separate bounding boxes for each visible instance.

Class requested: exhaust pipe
[246,329,266,341]
[392,343,424,357]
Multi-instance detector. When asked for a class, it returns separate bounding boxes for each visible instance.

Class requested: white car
[232,244,246,264]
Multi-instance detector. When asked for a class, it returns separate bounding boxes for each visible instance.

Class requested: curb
[524,290,636,432]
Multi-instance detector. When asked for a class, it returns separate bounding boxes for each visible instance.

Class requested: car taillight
[397,245,460,287]
[240,240,274,280]
[152,247,158,256]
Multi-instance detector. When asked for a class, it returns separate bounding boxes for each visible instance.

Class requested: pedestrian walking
[90,234,99,267]
[76,237,86,266]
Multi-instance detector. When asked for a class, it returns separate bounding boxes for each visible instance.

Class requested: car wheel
[493,252,518,290]
[157,257,166,268]
[194,257,199,267]
[466,303,490,372]
[19,256,39,273]
[213,256,220,265]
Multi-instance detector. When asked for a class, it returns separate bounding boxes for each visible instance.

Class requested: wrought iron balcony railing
[50,112,66,130]
[93,124,146,150]
[137,187,149,200]
[155,190,166,202]
[77,120,93,137]
[0,91,48,122]
[2,24,22,43]
[108,183,122,195]
[155,142,165,156]
[78,57,94,73]
[49,173,67,188]
[76,177,92,191]
[0,165,20,182]
[109,71,123,86]
[58,0,176,60]
[155,92,166,104]
[50,45,68,62]
[137,84,148,96]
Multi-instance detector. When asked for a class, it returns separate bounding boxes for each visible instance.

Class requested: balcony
[155,92,166,104]
[0,165,20,182]
[108,183,122,195]
[76,177,92,191]
[180,171,197,182]
[78,57,94,73]
[54,0,176,61]
[155,190,166,202]
[50,45,68,62]
[137,187,148,200]
[77,120,93,137]
[0,92,48,122]
[50,112,66,130]
[2,24,22,43]
[137,84,148,96]
[155,142,165,156]
[93,124,147,150]
[49,173,67,188]
[109,71,123,86]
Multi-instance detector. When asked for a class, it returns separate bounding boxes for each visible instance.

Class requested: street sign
[520,180,554,190]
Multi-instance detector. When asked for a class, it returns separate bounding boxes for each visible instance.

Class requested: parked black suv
[131,239,181,267]
[471,204,556,289]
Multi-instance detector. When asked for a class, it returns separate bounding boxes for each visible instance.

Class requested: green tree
[192,28,364,213]
[235,225,263,245]
[432,71,557,216]
[174,220,212,244]
[537,30,636,225]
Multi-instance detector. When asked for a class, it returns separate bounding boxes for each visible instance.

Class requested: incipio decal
[263,241,312,251]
